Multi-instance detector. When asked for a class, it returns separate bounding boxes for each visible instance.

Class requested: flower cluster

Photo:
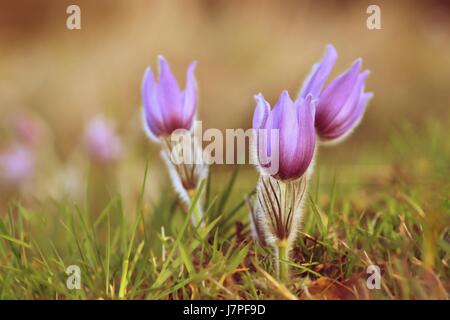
[139,47,373,279]
[250,44,373,279]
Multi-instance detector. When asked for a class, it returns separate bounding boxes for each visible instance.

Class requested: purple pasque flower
[253,90,316,181]
[314,59,373,142]
[0,144,35,186]
[142,55,197,140]
[84,115,123,164]
[299,44,373,143]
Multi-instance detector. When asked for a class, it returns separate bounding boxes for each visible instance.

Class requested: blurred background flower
[0,144,35,187]
[84,115,123,164]
[13,113,46,147]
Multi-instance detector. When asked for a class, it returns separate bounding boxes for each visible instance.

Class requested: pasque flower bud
[253,91,316,181]
[142,55,197,139]
[252,90,316,280]
[299,44,373,143]
[141,56,206,225]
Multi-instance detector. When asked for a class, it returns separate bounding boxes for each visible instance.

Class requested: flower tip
[365,92,375,100]
[157,54,170,72]
[277,90,293,107]
[157,54,167,63]
[303,93,318,112]
[304,92,314,101]
[186,61,198,81]
[143,66,152,79]
[325,44,338,58]
[359,70,371,83]
[254,92,264,102]
[279,90,291,101]
[142,67,154,90]
[353,58,363,69]
[187,60,198,73]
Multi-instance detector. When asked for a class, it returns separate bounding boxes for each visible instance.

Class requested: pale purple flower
[299,44,373,142]
[84,116,122,164]
[0,144,35,186]
[299,44,338,100]
[140,56,205,226]
[253,91,316,181]
[141,55,197,139]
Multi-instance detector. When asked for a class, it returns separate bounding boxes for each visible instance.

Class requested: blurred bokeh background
[0,0,449,212]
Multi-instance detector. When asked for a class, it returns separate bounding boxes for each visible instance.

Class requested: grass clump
[0,123,448,299]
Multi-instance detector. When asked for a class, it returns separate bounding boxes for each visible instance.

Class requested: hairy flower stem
[277,241,289,282]
[256,175,308,282]
[276,182,289,282]
[160,134,208,227]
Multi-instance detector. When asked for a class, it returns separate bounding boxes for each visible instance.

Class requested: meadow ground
[0,120,448,300]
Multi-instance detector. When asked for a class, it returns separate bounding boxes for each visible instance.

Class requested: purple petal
[181,61,198,129]
[142,67,165,137]
[275,91,300,180]
[157,55,183,132]
[271,90,293,129]
[316,58,362,132]
[252,94,272,170]
[327,91,373,140]
[257,108,274,169]
[299,44,338,99]
[324,70,369,132]
[290,94,316,179]
[253,93,271,168]
[253,93,270,130]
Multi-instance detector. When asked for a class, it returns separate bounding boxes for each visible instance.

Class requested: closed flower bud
[252,90,316,280]
[141,56,206,226]
[253,91,316,181]
[142,55,197,139]
[299,44,373,143]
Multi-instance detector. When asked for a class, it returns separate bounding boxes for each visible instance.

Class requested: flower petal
[253,93,270,130]
[316,58,362,133]
[271,90,293,129]
[329,70,369,127]
[142,67,165,137]
[181,61,198,129]
[299,44,338,99]
[276,91,300,180]
[327,91,373,140]
[157,55,183,132]
[291,94,316,180]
